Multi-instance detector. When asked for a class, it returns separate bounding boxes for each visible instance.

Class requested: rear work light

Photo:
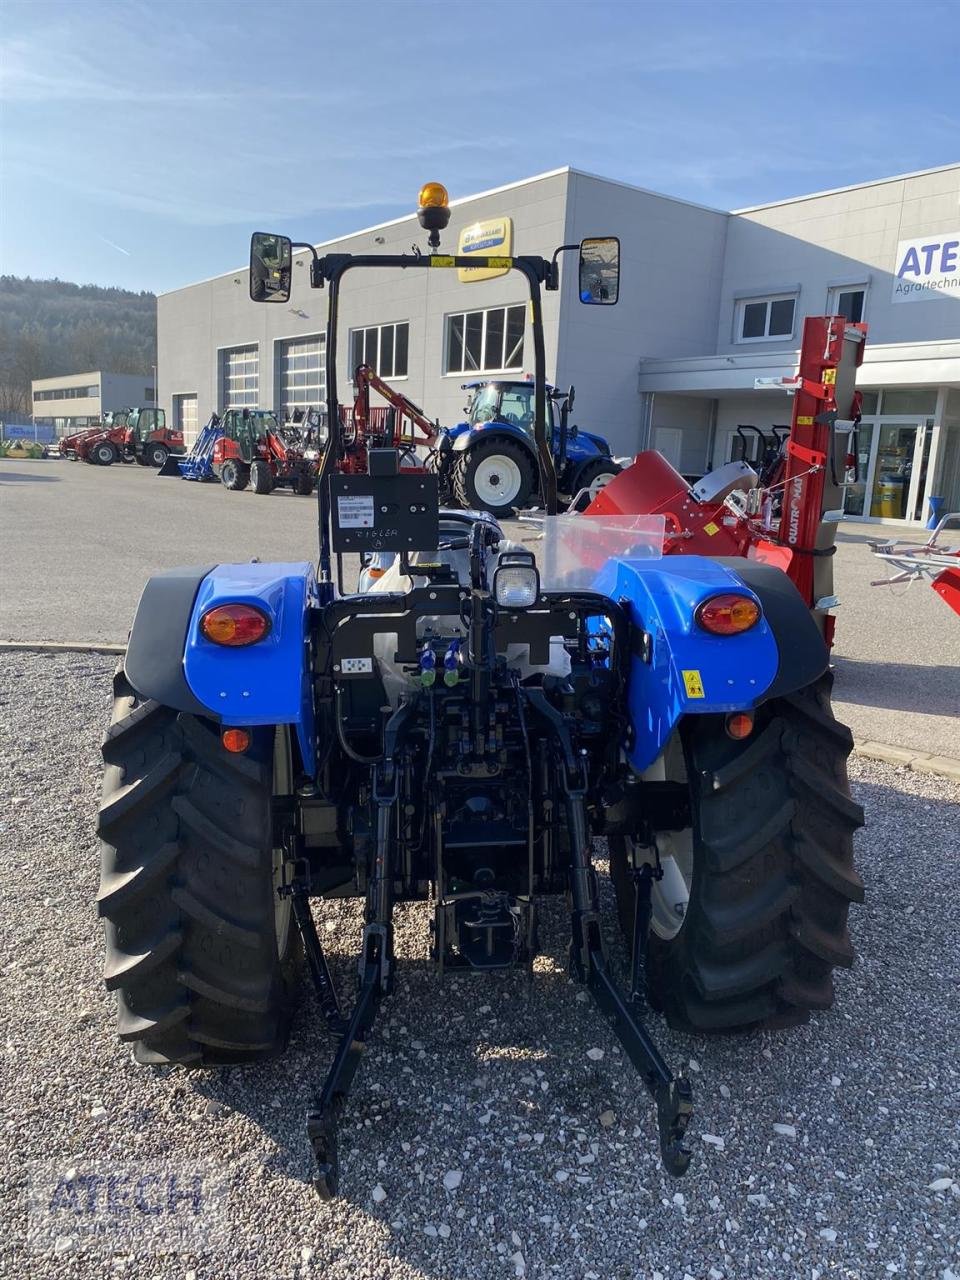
[200,603,270,647]
[695,593,761,636]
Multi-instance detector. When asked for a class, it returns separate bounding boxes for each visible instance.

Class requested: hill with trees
[0,276,156,420]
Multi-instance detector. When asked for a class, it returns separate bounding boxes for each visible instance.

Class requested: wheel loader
[97,183,863,1199]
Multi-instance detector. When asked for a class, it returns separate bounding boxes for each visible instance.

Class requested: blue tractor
[433,379,620,517]
[96,185,863,1199]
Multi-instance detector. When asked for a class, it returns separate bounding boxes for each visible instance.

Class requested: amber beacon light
[417,182,451,248]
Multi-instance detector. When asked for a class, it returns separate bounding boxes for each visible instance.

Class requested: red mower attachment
[587,315,868,636]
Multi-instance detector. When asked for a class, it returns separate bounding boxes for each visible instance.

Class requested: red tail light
[200,603,270,646]
[221,728,252,753]
[695,593,761,636]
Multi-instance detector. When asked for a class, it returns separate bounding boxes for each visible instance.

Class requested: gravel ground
[2,461,957,755]
[1,652,958,1280]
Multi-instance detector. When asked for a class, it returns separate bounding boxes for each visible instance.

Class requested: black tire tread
[97,668,296,1065]
[451,438,536,516]
[614,670,864,1032]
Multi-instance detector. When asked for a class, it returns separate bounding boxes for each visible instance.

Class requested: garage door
[275,335,325,421]
[220,345,259,409]
[174,394,199,446]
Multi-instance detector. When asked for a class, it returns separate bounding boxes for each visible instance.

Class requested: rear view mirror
[250,232,292,303]
[579,237,620,305]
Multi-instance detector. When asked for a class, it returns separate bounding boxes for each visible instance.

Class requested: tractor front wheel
[609,671,864,1032]
[96,670,299,1064]
[250,461,274,495]
[452,438,536,517]
[147,444,168,468]
[294,470,315,496]
[220,460,249,491]
[93,442,117,466]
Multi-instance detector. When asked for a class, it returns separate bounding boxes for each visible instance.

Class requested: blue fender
[182,562,318,774]
[591,555,782,773]
[448,421,538,460]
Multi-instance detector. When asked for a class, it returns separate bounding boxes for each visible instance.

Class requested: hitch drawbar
[287,705,693,1198]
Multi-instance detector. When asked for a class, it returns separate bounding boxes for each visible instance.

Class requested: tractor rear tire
[220,460,248,491]
[147,444,168,469]
[135,453,151,467]
[96,668,299,1065]
[294,470,315,496]
[609,671,864,1032]
[452,438,536,517]
[250,461,274,495]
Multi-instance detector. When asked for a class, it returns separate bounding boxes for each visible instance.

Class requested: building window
[144,387,155,402]
[275,335,326,418]
[736,294,797,342]
[349,322,408,380]
[827,286,866,324]
[220,344,259,408]
[34,384,100,401]
[444,305,525,374]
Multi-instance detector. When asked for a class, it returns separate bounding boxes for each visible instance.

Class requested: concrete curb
[853,739,960,784]
[0,640,126,656]
[2,641,958,783]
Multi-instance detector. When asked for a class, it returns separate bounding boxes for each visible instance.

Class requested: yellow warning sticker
[682,670,705,699]
[703,521,720,536]
[823,368,837,385]
[430,255,456,268]
[796,415,814,426]
[485,256,513,268]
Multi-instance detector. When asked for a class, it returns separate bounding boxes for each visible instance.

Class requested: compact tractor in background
[97,183,863,1202]
[59,407,185,468]
[210,408,318,495]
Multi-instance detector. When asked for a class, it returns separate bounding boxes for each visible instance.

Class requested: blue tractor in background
[433,378,620,517]
[96,186,863,1201]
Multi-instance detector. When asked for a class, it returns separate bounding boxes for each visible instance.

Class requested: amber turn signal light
[221,727,251,754]
[200,603,270,646]
[695,593,761,636]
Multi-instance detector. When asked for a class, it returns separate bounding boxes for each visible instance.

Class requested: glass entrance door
[842,421,875,516]
[868,422,919,519]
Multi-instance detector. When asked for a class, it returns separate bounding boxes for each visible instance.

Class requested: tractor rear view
[96,183,863,1203]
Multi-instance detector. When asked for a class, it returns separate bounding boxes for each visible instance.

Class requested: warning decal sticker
[682,669,705,699]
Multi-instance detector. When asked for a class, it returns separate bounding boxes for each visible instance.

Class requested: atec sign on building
[892,232,960,303]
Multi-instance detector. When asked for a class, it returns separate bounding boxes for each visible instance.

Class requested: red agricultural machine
[211,408,318,495]
[58,408,185,469]
[337,363,438,473]
[587,314,867,642]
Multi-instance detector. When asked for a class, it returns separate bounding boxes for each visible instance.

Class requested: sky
[1,0,958,295]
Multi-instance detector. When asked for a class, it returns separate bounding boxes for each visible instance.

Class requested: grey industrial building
[158,163,960,525]
[32,370,156,435]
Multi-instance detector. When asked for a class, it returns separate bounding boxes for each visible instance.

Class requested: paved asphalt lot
[1,457,957,755]
[1,652,958,1280]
